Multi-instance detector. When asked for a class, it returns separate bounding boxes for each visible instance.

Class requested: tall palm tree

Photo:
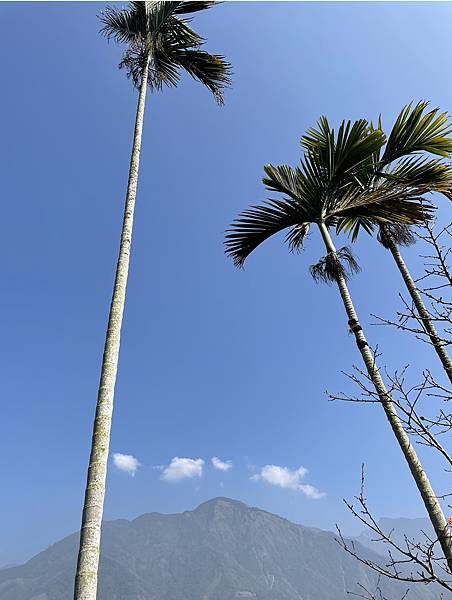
[225,118,452,571]
[74,4,231,600]
[378,104,452,383]
[304,102,452,383]
[378,223,452,383]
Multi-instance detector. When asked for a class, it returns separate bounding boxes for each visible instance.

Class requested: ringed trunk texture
[384,228,452,384]
[318,222,452,572]
[73,59,150,600]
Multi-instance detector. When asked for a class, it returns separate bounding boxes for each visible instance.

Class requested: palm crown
[99,1,231,103]
[225,103,452,268]
[303,101,452,242]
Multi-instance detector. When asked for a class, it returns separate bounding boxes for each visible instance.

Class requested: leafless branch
[336,467,452,593]
[373,219,452,348]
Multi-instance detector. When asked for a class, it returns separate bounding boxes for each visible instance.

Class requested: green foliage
[225,197,310,268]
[377,224,416,249]
[383,101,452,161]
[225,103,451,268]
[336,102,452,240]
[99,1,231,103]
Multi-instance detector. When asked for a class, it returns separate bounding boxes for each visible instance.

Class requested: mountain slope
[0,497,444,600]
[356,516,434,556]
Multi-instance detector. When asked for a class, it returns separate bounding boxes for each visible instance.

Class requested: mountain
[356,516,434,556]
[0,497,444,600]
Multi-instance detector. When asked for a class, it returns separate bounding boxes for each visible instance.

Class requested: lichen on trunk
[383,226,452,384]
[317,221,452,573]
[73,57,150,600]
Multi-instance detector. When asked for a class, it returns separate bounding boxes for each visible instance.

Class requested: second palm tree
[225,117,452,571]
[306,102,452,383]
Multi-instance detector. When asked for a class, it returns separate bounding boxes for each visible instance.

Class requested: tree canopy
[225,103,452,267]
[99,1,231,103]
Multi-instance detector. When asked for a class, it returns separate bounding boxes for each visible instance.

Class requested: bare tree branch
[336,467,452,593]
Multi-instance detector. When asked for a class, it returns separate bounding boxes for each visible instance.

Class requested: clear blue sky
[1,1,451,566]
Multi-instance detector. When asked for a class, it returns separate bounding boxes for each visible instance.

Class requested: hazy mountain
[356,516,434,556]
[0,498,444,600]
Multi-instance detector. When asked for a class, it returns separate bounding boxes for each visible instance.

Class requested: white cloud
[297,483,325,500]
[211,456,233,472]
[161,457,204,482]
[112,453,141,477]
[252,464,325,500]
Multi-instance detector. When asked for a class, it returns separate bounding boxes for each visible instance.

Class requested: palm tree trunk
[73,57,150,600]
[383,228,452,384]
[317,221,452,572]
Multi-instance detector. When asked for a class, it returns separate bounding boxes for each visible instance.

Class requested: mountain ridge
[0,497,444,600]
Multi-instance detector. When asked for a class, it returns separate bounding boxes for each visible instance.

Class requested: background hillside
[0,498,444,600]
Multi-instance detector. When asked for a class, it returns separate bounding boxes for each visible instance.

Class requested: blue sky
[1,1,451,566]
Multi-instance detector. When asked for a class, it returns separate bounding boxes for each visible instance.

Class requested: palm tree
[378,223,452,383]
[74,4,231,600]
[225,117,452,571]
[378,104,452,383]
[305,102,452,383]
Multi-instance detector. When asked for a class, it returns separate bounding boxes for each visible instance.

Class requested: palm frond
[312,109,452,240]
[119,41,150,88]
[151,49,182,88]
[383,101,452,161]
[377,224,416,249]
[161,16,204,51]
[151,17,206,90]
[170,49,231,104]
[330,152,447,241]
[263,164,302,199]
[310,246,361,284]
[334,120,385,178]
[99,5,144,44]
[127,2,205,36]
[225,199,310,268]
[379,155,452,191]
[300,115,330,152]
[173,1,218,14]
[333,174,435,240]
[263,163,324,221]
[286,222,310,253]
[99,1,230,100]
[119,39,182,90]
[146,2,180,35]
[225,107,449,268]
[300,117,386,185]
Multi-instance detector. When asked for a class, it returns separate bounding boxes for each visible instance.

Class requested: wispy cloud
[112,453,141,477]
[252,464,325,499]
[211,456,233,472]
[161,457,204,482]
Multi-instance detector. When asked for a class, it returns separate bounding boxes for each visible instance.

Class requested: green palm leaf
[173,1,217,14]
[226,110,449,266]
[100,5,143,43]
[99,1,231,100]
[169,49,231,104]
[381,155,451,190]
[300,117,386,184]
[299,103,452,242]
[383,101,452,161]
[225,199,311,268]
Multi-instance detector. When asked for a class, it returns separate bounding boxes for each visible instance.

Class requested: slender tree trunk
[73,58,150,600]
[317,221,452,572]
[382,227,452,384]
